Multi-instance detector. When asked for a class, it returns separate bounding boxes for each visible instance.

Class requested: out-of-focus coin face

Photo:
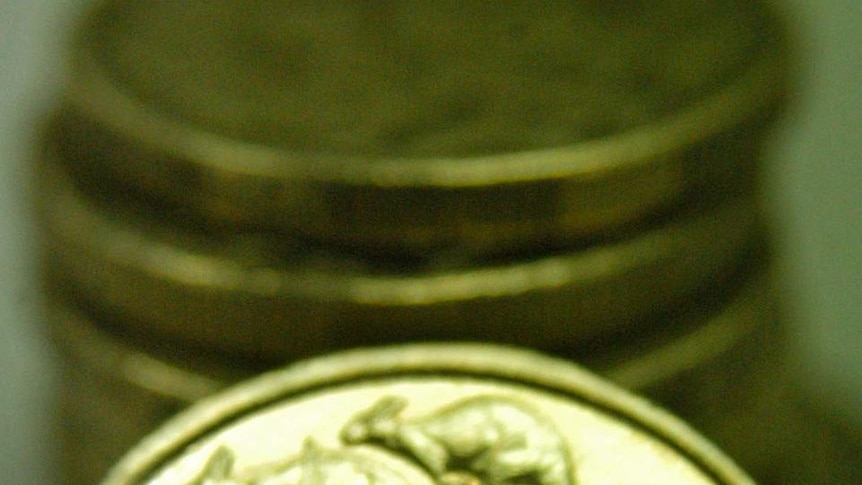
[83,1,772,156]
[104,346,753,485]
[61,0,785,253]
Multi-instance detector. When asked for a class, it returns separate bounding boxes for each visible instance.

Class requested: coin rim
[38,149,760,359]
[45,260,774,402]
[100,344,755,485]
[67,0,786,185]
[58,0,787,252]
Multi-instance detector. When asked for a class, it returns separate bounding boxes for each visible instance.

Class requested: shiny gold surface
[59,0,786,254]
[50,266,797,484]
[30,2,822,484]
[38,151,760,361]
[102,345,754,485]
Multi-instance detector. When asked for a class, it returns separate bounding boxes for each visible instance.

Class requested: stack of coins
[34,1,836,483]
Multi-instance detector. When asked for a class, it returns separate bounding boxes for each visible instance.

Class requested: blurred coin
[46,294,244,485]
[47,264,783,484]
[102,344,756,485]
[38,149,760,362]
[571,264,802,483]
[804,402,862,484]
[57,356,193,485]
[61,0,787,255]
[760,398,862,485]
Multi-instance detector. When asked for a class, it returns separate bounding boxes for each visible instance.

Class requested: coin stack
[34,1,838,484]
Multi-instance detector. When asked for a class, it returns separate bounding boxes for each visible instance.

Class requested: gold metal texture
[101,344,756,485]
[62,0,787,255]
[46,295,235,485]
[581,270,799,482]
[56,342,210,485]
[38,146,760,362]
[49,265,788,484]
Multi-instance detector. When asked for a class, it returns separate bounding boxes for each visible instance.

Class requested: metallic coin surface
[48,269,822,485]
[102,345,755,485]
[38,150,760,361]
[46,294,244,485]
[47,264,779,423]
[62,0,786,253]
[57,352,193,485]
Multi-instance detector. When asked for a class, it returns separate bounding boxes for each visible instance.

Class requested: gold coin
[60,0,787,254]
[56,353,192,485]
[38,148,760,361]
[102,344,756,485]
[47,264,777,413]
[47,266,781,484]
[572,265,801,482]
[46,294,241,485]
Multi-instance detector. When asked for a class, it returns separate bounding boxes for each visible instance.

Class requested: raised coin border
[101,344,756,485]
[39,150,761,361]
[60,0,788,253]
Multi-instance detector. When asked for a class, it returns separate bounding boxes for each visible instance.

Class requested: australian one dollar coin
[102,344,755,485]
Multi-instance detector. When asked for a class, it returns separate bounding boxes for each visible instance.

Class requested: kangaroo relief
[185,395,574,485]
[186,447,244,485]
[340,395,575,485]
[186,440,409,485]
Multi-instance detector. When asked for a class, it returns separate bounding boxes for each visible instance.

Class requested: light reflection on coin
[48,265,784,484]
[37,148,759,362]
[103,345,754,485]
[60,0,787,253]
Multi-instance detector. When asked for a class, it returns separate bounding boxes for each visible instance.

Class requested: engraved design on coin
[340,395,575,485]
[187,440,409,485]
[186,447,241,485]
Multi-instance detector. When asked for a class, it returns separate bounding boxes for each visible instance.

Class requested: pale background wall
[0,2,859,483]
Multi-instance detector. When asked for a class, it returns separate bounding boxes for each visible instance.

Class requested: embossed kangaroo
[256,440,408,485]
[188,441,408,485]
[187,447,245,485]
[340,395,575,485]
